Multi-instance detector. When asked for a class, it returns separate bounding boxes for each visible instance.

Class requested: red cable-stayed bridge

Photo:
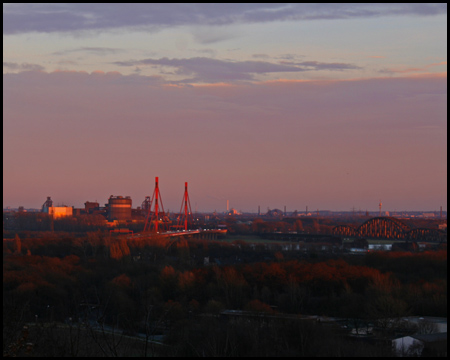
[138,177,227,240]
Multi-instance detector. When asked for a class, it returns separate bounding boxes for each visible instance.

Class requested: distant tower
[440,206,443,219]
[306,206,308,215]
[227,200,229,213]
[284,206,286,216]
[379,200,382,217]
[141,196,151,215]
[41,196,53,212]
[258,205,260,216]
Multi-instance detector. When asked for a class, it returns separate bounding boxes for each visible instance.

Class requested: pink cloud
[382,61,447,75]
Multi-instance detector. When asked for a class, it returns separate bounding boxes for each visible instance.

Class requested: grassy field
[222,235,293,245]
[224,235,412,246]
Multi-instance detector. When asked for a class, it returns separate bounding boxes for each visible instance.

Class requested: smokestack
[306,206,308,215]
[379,200,382,216]
[258,205,260,216]
[284,206,286,216]
[227,200,229,212]
[440,206,443,219]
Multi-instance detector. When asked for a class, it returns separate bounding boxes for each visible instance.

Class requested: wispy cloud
[252,54,270,59]
[380,61,447,74]
[114,57,361,83]
[4,4,447,35]
[278,60,361,71]
[190,25,239,44]
[3,62,45,72]
[52,47,124,56]
[190,48,217,57]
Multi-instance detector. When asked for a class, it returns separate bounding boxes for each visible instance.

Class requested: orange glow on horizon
[186,72,448,88]
[260,72,447,85]
[18,69,447,89]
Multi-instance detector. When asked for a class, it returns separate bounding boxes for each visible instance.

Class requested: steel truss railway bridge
[332,216,446,242]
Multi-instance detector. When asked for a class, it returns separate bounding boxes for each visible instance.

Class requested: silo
[108,196,132,221]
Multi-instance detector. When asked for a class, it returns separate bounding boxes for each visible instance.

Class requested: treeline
[3,212,108,233]
[4,211,445,236]
[224,216,446,236]
[226,217,335,235]
[3,234,447,356]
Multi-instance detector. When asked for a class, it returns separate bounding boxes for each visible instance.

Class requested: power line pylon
[177,182,193,231]
[143,177,167,233]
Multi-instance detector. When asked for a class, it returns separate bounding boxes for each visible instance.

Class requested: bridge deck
[131,229,227,239]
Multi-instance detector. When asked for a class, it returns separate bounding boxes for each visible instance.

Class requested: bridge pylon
[177,182,193,231]
[143,177,168,233]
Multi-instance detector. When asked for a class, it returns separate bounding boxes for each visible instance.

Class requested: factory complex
[41,195,133,223]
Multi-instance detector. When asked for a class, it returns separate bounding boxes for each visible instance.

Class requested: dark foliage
[3,232,446,357]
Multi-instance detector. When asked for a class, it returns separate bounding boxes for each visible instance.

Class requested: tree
[417,319,438,334]
[294,220,304,232]
[244,299,274,314]
[176,239,190,264]
[312,219,320,233]
[365,292,409,336]
[14,234,22,255]
[118,239,130,257]
[109,243,123,260]
[215,267,249,308]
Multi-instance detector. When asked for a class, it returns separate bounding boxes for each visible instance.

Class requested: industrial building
[84,201,99,214]
[107,195,132,221]
[41,196,53,212]
[41,196,73,219]
[46,206,73,219]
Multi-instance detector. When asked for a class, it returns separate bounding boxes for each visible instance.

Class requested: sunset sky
[3,4,447,212]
